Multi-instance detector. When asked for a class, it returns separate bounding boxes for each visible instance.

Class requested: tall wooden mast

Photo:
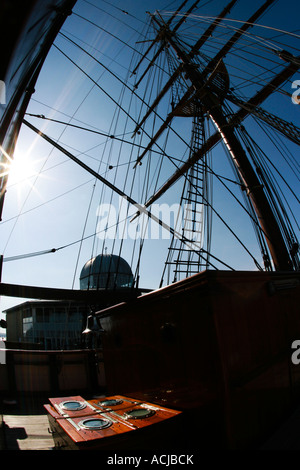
[138,0,296,271]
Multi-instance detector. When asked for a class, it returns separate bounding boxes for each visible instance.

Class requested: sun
[9,155,36,187]
[1,145,38,189]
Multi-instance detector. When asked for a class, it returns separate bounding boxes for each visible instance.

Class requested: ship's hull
[91,270,300,449]
[44,270,300,450]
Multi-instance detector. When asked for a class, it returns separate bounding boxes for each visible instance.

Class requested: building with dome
[80,254,134,290]
[4,254,137,350]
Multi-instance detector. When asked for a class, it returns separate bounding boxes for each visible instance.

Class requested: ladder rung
[189,175,203,181]
[184,209,203,215]
[167,247,202,252]
[172,269,201,273]
[173,261,202,265]
[187,191,202,196]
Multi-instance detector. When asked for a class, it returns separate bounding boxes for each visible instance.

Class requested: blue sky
[0,0,299,329]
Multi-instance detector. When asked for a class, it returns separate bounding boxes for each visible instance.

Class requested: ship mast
[134,1,297,272]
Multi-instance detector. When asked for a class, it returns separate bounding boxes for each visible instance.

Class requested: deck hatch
[78,418,112,430]
[99,399,123,407]
[125,408,156,419]
[60,400,86,412]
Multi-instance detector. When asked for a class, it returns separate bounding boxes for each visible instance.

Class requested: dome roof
[80,254,134,290]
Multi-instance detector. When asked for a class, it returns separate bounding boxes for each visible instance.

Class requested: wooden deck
[2,398,300,450]
[3,413,55,450]
[1,396,55,450]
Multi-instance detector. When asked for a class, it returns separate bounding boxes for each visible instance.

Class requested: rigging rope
[3,0,298,280]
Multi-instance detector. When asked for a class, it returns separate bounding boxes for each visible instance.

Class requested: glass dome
[79,254,134,290]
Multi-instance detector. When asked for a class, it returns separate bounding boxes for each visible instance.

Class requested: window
[23,315,33,338]
[36,308,43,322]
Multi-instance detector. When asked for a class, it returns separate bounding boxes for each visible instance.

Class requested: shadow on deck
[1,395,55,450]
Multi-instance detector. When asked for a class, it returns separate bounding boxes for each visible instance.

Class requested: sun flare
[3,147,37,189]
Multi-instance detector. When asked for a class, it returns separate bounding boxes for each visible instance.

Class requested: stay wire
[237,125,299,251]
[57,30,194,160]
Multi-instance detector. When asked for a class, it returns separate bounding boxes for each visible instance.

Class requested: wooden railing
[0,348,106,396]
